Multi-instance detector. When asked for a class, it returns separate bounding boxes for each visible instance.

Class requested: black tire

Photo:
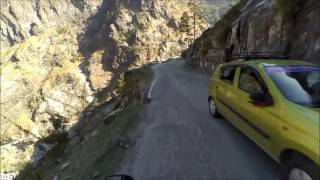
[208,97,220,118]
[284,154,319,180]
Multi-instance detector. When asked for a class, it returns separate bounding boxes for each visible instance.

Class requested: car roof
[222,59,316,69]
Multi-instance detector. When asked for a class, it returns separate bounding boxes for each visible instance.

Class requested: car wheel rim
[289,168,312,180]
[209,100,216,114]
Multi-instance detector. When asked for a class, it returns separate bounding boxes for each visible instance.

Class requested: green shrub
[70,54,83,63]
[57,27,68,34]
[116,65,153,104]
[42,131,68,146]
[180,12,191,34]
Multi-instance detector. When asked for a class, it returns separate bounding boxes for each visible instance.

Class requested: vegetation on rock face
[210,0,247,47]
[194,0,219,25]
[117,65,153,104]
[179,0,221,45]
[179,12,192,43]
[186,0,218,23]
[274,0,305,17]
[196,0,247,57]
[180,12,191,34]
[185,0,319,70]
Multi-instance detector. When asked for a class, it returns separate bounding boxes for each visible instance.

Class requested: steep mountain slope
[183,0,320,70]
[1,0,100,174]
[0,0,207,176]
[206,0,239,16]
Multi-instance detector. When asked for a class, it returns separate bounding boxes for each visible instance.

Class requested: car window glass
[265,65,320,108]
[239,68,263,93]
[307,72,320,87]
[220,66,236,83]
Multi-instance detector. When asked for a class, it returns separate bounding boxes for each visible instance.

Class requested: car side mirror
[249,91,273,107]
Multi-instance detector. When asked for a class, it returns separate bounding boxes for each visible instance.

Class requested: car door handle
[282,126,289,131]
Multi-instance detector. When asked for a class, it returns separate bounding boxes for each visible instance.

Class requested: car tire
[284,154,319,180]
[209,97,220,118]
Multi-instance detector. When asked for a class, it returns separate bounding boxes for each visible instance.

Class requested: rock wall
[0,0,206,175]
[0,0,102,49]
[183,0,320,70]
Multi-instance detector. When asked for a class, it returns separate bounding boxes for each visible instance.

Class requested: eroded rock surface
[1,23,94,175]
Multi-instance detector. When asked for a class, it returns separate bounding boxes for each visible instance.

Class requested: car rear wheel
[209,97,220,118]
[285,155,319,180]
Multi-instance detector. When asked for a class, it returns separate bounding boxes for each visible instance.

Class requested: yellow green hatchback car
[208,60,320,180]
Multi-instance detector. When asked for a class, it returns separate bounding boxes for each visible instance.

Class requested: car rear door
[232,65,276,152]
[215,65,239,119]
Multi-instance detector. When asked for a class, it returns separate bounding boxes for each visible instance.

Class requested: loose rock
[60,163,70,170]
[92,171,100,178]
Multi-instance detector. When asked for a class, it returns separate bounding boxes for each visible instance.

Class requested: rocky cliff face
[1,0,100,174]
[183,0,320,70]
[0,0,102,49]
[0,0,206,175]
[79,0,207,92]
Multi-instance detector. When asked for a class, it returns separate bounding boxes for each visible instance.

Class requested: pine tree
[189,0,218,25]
[180,12,192,44]
[180,12,190,34]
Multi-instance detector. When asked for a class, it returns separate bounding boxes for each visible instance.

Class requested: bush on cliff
[199,0,247,55]
[117,65,153,104]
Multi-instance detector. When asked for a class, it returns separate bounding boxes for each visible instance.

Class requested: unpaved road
[120,59,282,179]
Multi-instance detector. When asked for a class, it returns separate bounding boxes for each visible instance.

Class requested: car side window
[239,67,263,93]
[220,66,236,84]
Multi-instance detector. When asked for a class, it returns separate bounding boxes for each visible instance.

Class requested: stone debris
[91,130,100,138]
[69,136,81,146]
[86,111,93,117]
[106,108,123,118]
[117,136,132,149]
[92,171,100,178]
[67,128,78,139]
[60,163,70,170]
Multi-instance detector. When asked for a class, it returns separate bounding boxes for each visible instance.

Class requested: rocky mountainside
[206,0,239,16]
[0,0,101,49]
[183,0,320,70]
[0,0,207,176]
[1,0,100,174]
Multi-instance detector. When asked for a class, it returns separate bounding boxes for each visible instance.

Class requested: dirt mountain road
[120,59,282,179]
